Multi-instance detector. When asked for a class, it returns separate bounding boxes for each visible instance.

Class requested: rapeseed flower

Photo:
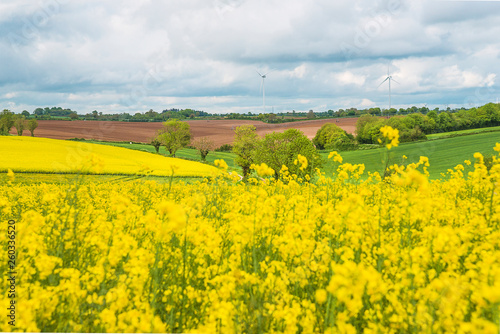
[378,125,400,149]
[214,159,228,170]
[1,143,499,333]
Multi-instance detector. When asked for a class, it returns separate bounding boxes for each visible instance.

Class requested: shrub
[215,144,233,152]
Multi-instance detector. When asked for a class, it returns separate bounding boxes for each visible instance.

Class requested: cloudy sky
[1,0,499,115]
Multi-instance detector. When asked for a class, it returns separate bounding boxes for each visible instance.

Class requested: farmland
[1,124,500,333]
[86,128,500,180]
[9,118,359,147]
[0,137,220,177]
[1,138,500,332]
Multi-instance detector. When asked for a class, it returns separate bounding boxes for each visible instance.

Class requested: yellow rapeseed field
[1,130,499,333]
[0,136,219,177]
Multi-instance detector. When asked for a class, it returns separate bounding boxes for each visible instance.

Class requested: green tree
[192,137,215,161]
[0,110,15,135]
[157,120,192,157]
[14,116,26,136]
[27,119,38,137]
[427,110,438,121]
[313,123,348,150]
[355,115,384,144]
[307,110,315,119]
[22,110,30,118]
[232,125,259,177]
[253,128,321,179]
[69,112,79,120]
[33,108,44,116]
[437,112,455,132]
[150,135,162,153]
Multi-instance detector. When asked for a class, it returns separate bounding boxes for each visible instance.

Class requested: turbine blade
[256,70,263,77]
[378,77,389,88]
[391,78,400,85]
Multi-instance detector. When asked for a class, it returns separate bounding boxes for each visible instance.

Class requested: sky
[1,0,500,115]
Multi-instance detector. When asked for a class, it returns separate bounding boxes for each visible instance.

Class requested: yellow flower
[328,151,343,163]
[251,163,275,177]
[7,168,14,182]
[214,159,228,170]
[295,154,308,171]
[379,125,399,149]
[315,289,328,304]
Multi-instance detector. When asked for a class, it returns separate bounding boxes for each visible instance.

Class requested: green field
[84,130,500,180]
[427,125,500,140]
[321,131,500,179]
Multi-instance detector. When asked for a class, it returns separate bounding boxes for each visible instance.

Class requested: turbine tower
[256,70,272,113]
[378,65,399,110]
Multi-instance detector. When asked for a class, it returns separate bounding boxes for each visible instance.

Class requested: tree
[22,110,30,118]
[313,123,348,150]
[192,137,215,161]
[427,110,438,121]
[14,116,26,136]
[232,125,259,177]
[355,115,382,144]
[33,108,44,116]
[253,128,322,179]
[150,136,162,153]
[0,110,15,135]
[157,119,192,157]
[307,110,315,119]
[27,119,38,137]
[69,112,79,120]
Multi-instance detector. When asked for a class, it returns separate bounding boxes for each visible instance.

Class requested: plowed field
[12,118,359,146]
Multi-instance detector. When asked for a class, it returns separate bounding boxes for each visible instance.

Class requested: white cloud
[359,98,376,108]
[288,64,307,79]
[335,71,366,86]
[437,65,496,89]
[0,0,499,113]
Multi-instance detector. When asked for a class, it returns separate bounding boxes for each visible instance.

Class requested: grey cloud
[0,0,499,114]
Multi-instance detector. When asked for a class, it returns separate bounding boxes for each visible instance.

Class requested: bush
[313,123,347,150]
[215,144,233,152]
[325,132,358,151]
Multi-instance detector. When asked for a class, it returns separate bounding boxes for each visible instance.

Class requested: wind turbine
[256,70,272,113]
[378,65,399,110]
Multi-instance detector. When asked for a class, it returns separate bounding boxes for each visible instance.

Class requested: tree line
[356,102,500,145]
[8,103,496,124]
[0,110,38,136]
[150,120,321,179]
[151,102,500,179]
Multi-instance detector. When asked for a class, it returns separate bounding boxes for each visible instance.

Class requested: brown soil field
[11,118,359,147]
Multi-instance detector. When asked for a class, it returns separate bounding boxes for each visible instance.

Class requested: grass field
[317,130,499,179]
[322,131,500,179]
[427,125,500,140]
[80,130,500,180]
